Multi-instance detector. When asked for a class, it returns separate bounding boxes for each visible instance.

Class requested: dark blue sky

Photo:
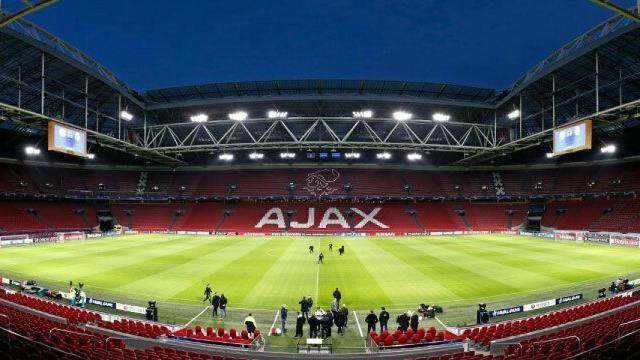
[10,0,633,91]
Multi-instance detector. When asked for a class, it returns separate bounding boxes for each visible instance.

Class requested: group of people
[311,243,346,264]
[203,284,228,319]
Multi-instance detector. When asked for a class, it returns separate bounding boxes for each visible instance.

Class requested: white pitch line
[268,310,280,336]
[314,238,321,302]
[434,316,447,329]
[352,310,364,338]
[184,305,210,328]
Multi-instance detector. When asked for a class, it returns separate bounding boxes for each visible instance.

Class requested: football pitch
[1,233,639,346]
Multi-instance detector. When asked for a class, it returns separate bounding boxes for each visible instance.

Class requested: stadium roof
[0,7,639,167]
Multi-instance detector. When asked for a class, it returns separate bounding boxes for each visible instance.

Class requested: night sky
[6,0,634,91]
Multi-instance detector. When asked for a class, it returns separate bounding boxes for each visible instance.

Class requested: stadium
[1,1,640,359]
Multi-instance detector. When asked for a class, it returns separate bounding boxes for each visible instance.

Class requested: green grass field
[1,234,639,352]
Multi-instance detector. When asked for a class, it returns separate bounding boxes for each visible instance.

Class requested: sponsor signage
[116,303,147,315]
[490,293,583,317]
[585,233,610,243]
[86,297,116,309]
[490,305,523,317]
[610,234,640,247]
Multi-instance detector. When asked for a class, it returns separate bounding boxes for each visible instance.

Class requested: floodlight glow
[86,153,96,160]
[546,152,554,158]
[190,113,208,123]
[393,111,412,121]
[600,144,616,154]
[120,110,134,121]
[507,109,520,120]
[24,146,41,155]
[353,110,373,118]
[249,152,264,160]
[344,152,361,159]
[432,113,450,122]
[218,153,234,161]
[228,111,248,121]
[376,152,391,159]
[267,110,288,119]
[280,152,296,159]
[407,153,423,161]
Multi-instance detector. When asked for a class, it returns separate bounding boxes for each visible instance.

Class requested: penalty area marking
[184,305,210,328]
[268,310,280,336]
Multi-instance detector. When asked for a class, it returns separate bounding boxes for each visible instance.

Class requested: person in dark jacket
[211,293,221,317]
[410,312,419,332]
[308,313,319,338]
[203,284,212,303]
[332,288,342,305]
[219,294,228,319]
[280,304,288,333]
[334,309,346,335]
[307,296,314,310]
[379,307,390,331]
[299,297,310,319]
[396,312,410,332]
[295,312,306,337]
[365,310,379,334]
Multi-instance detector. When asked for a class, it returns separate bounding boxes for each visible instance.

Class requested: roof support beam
[591,0,640,23]
[0,0,58,27]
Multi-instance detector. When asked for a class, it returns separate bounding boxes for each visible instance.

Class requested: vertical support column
[619,67,623,106]
[552,74,556,128]
[17,65,21,108]
[118,95,122,140]
[84,77,89,129]
[595,52,599,113]
[519,93,523,139]
[61,89,65,119]
[96,106,99,132]
[40,52,45,114]
[493,110,497,147]
[144,112,147,148]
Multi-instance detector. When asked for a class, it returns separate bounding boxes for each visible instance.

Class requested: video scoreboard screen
[48,121,88,157]
[552,119,592,157]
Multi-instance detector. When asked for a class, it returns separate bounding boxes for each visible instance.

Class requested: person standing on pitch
[280,304,288,333]
[295,311,306,337]
[308,296,314,310]
[365,310,379,334]
[379,307,390,332]
[329,243,333,251]
[211,292,220,317]
[299,296,310,319]
[333,288,342,306]
[203,284,212,303]
[309,245,314,253]
[219,294,228,319]
[318,252,324,264]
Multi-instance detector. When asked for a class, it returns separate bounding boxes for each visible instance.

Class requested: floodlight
[24,146,41,155]
[86,153,96,160]
[600,144,616,154]
[507,109,520,120]
[376,152,391,159]
[353,110,373,118]
[267,110,288,119]
[280,152,296,159]
[393,111,412,121]
[190,113,208,123]
[344,152,361,159]
[407,152,423,161]
[249,152,264,160]
[228,111,248,121]
[120,110,134,121]
[218,153,234,161]
[546,152,554,158]
[432,112,450,122]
